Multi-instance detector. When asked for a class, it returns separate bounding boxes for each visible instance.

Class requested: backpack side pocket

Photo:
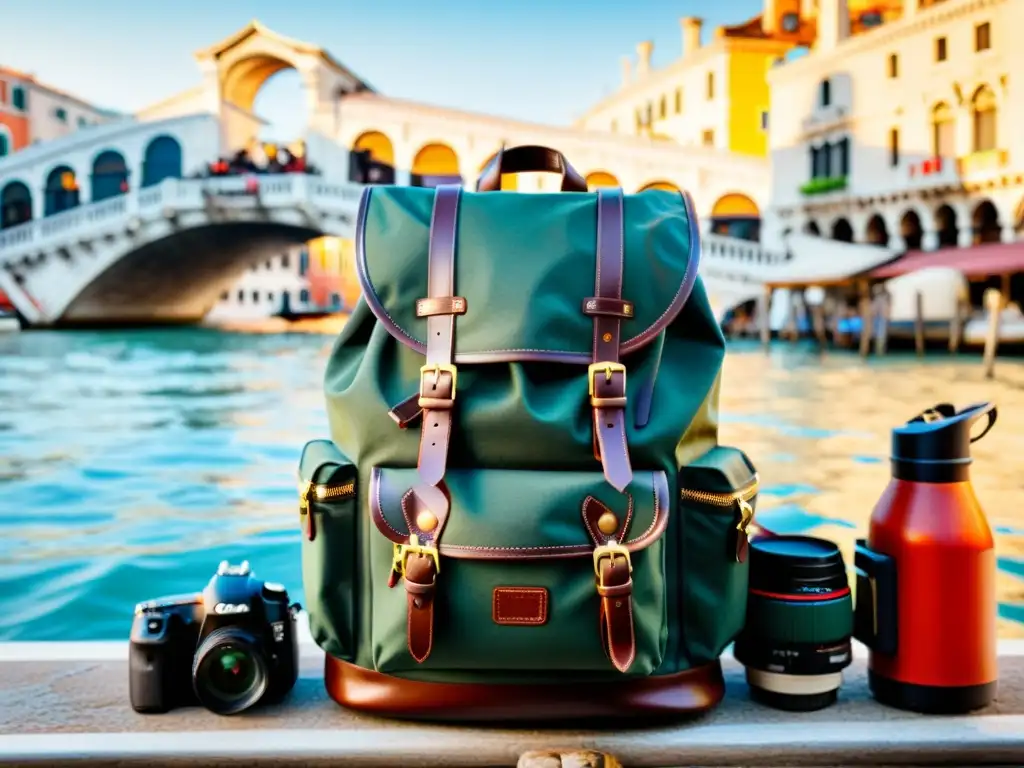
[678,446,758,665]
[298,439,358,661]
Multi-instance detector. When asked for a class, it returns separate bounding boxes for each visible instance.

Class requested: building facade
[0,67,120,159]
[765,0,1023,253]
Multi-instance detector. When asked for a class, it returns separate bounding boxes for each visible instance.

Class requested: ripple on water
[1,331,1023,639]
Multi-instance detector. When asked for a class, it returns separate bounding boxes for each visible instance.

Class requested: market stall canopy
[870,242,1024,280]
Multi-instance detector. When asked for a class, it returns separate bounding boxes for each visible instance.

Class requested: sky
[1,0,764,141]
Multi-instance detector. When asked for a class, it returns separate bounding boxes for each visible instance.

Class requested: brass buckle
[392,534,441,577]
[592,542,632,581]
[419,363,458,401]
[587,362,626,397]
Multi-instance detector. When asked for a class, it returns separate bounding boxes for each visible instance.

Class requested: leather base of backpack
[323,655,725,722]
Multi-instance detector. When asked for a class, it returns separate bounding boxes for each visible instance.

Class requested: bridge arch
[585,171,619,190]
[411,142,461,187]
[1,180,32,229]
[638,180,680,192]
[90,150,129,202]
[972,198,1001,244]
[865,213,889,246]
[43,165,80,217]
[141,135,183,188]
[350,130,396,184]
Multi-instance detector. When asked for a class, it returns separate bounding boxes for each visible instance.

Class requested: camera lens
[733,535,854,712]
[192,627,269,715]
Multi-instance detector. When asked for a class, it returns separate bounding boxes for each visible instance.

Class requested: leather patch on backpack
[492,587,548,626]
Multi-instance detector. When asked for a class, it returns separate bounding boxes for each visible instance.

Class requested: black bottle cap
[748,535,848,597]
[890,402,997,481]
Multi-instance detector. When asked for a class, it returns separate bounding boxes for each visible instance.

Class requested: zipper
[298,479,355,542]
[680,475,759,563]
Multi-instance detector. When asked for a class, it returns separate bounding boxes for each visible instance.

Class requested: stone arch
[0,180,32,230]
[585,171,620,190]
[350,130,396,184]
[831,217,853,242]
[90,149,129,202]
[712,193,759,218]
[971,85,997,153]
[934,204,958,248]
[972,199,1001,244]
[865,213,889,246]
[43,164,80,217]
[931,101,954,157]
[710,193,761,242]
[141,135,183,188]
[803,220,821,235]
[638,180,681,192]
[900,209,923,251]
[411,142,461,187]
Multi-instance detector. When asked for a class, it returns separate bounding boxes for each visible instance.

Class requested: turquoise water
[0,330,1021,641]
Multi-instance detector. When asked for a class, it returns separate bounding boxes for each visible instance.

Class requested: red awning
[869,241,1024,280]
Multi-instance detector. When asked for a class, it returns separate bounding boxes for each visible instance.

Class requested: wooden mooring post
[913,291,926,357]
[858,281,874,358]
[874,286,891,356]
[949,296,964,354]
[759,285,773,353]
[982,287,1003,379]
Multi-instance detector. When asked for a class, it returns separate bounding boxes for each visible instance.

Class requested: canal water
[0,329,1021,641]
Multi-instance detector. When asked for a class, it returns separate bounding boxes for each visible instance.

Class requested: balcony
[799,176,848,196]
[957,149,1010,182]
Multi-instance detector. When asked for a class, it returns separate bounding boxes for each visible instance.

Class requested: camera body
[129,561,299,715]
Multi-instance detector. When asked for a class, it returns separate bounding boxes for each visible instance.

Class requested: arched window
[819,78,831,107]
[931,102,954,157]
[141,135,183,187]
[0,180,33,229]
[43,165,80,216]
[90,149,129,202]
[11,86,26,111]
[972,85,997,153]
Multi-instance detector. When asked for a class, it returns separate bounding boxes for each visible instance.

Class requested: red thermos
[853,402,998,714]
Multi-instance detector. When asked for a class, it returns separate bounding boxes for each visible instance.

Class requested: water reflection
[0,331,1020,640]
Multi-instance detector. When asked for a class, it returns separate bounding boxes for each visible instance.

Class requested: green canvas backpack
[298,146,760,721]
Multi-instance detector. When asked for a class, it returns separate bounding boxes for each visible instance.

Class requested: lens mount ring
[192,626,269,715]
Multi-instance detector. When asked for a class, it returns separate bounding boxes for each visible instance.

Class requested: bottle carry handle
[911,402,997,443]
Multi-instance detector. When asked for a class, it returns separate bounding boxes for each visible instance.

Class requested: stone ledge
[1,640,1022,767]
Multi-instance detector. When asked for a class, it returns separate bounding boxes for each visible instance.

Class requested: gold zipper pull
[735,498,754,563]
[299,482,317,542]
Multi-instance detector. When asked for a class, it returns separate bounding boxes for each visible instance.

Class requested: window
[701,129,715,147]
[267,292,275,302]
[281,253,290,269]
[935,37,947,62]
[610,119,618,132]
[819,79,831,107]
[0,131,8,158]
[931,102,954,157]
[77,116,87,128]
[860,11,883,27]
[810,142,834,179]
[888,53,898,78]
[11,86,26,111]
[264,259,272,270]
[706,72,715,100]
[299,289,311,304]
[972,85,997,152]
[220,291,229,301]
[760,111,769,131]
[237,289,245,303]
[889,128,900,167]
[54,107,67,122]
[975,22,991,52]
[835,137,850,176]
[645,102,653,125]
[659,96,667,119]
[674,88,682,113]
[781,12,800,32]
[251,290,259,303]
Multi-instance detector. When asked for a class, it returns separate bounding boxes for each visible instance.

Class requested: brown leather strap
[589,188,633,493]
[582,495,637,673]
[387,393,423,428]
[416,296,467,318]
[477,145,588,193]
[582,297,635,319]
[401,185,462,664]
[417,185,462,486]
[400,483,450,662]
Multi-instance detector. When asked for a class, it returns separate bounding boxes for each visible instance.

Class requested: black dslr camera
[129,561,300,715]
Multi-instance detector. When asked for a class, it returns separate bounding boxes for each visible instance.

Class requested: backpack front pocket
[298,439,358,662]
[367,467,670,679]
[678,446,759,665]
